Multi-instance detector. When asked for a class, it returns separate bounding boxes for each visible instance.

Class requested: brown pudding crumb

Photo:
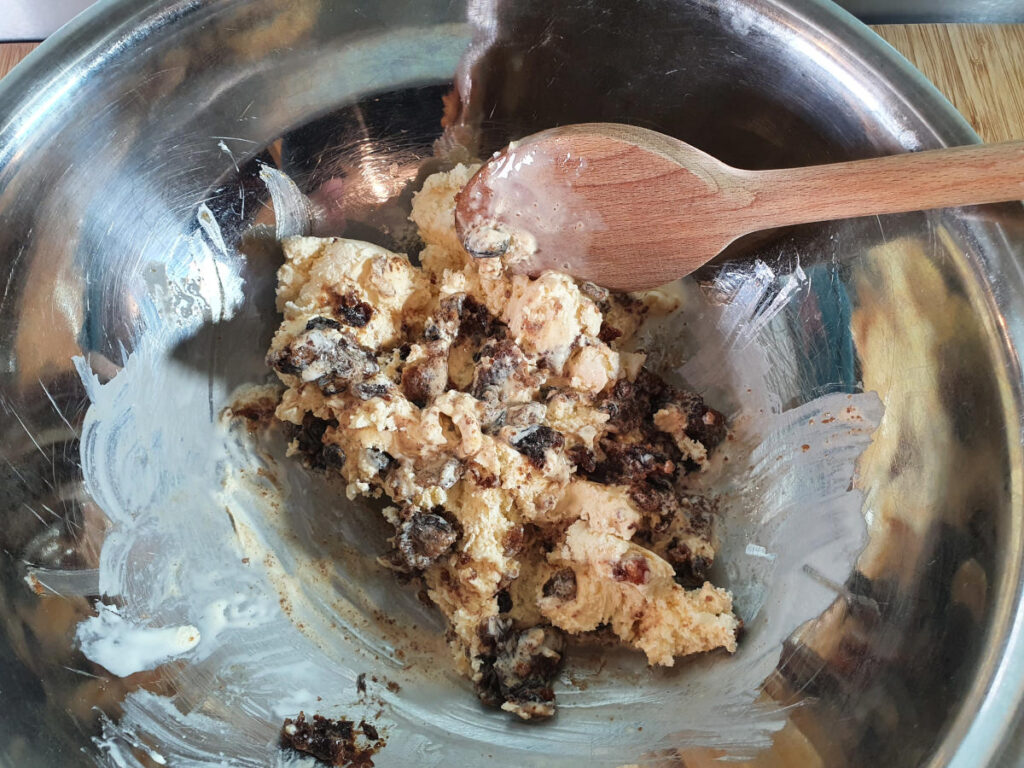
[280,713,384,767]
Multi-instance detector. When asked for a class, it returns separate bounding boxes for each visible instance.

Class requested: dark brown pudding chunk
[268,323,378,397]
[470,339,529,399]
[389,507,458,571]
[509,425,565,468]
[671,391,727,448]
[637,493,717,587]
[401,348,448,407]
[287,414,345,472]
[327,289,374,327]
[447,293,506,343]
[600,369,726,451]
[280,712,383,767]
[578,439,677,487]
[612,554,652,585]
[542,568,578,601]
[475,618,565,720]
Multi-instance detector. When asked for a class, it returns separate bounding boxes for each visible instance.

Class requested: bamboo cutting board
[0,42,37,80]
[874,24,1024,142]
[1,25,1022,140]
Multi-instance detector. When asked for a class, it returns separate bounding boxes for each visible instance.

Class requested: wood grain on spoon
[454,122,1024,291]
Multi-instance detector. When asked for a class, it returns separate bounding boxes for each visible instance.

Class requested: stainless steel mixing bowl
[1,1,1022,766]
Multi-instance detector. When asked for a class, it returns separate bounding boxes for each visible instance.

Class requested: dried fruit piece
[306,316,342,331]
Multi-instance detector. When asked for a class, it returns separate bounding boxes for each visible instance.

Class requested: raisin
[320,443,346,470]
[292,414,331,452]
[462,227,511,259]
[422,322,443,342]
[359,721,379,741]
[316,375,345,396]
[509,425,564,468]
[542,569,577,601]
[669,547,711,587]
[268,346,312,376]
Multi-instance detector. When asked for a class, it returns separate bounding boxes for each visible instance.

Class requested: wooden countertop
[874,25,1024,142]
[0,42,37,80]
[1,25,1022,141]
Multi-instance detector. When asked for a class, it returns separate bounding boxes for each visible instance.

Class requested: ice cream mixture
[262,164,739,720]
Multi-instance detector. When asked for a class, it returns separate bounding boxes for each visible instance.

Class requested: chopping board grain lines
[875,24,1024,143]
[0,42,39,80]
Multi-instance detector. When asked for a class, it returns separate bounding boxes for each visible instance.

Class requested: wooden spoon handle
[740,141,1024,230]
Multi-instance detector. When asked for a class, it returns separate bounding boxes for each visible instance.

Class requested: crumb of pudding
[265,163,738,719]
[226,383,282,432]
[280,712,384,767]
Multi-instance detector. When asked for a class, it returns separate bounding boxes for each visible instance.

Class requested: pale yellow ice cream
[265,165,737,719]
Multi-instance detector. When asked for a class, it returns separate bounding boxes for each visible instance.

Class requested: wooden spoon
[454,122,1024,291]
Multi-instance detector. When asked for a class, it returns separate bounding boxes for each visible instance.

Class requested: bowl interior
[0,1,1022,766]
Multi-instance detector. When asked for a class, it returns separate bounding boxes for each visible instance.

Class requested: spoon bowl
[456,123,1024,290]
